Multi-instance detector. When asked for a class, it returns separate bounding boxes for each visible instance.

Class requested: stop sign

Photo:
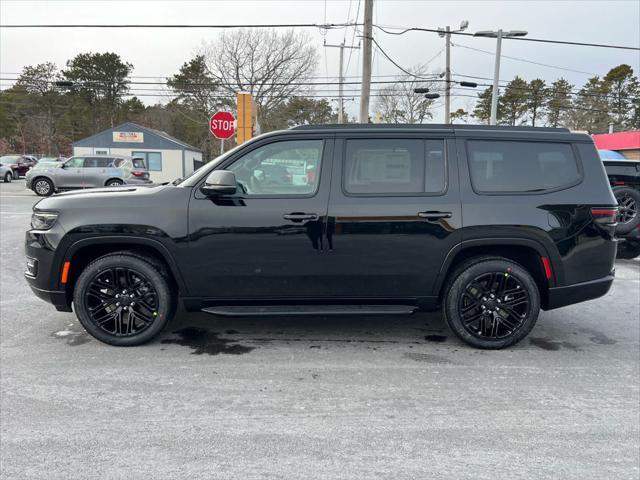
[209,111,236,139]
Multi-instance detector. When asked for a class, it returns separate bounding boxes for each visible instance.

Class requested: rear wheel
[444,257,540,349]
[3,171,12,183]
[617,240,640,260]
[106,179,123,187]
[613,186,640,234]
[73,253,174,346]
[33,177,54,196]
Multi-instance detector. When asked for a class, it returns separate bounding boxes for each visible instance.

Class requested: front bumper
[545,273,615,310]
[24,230,71,311]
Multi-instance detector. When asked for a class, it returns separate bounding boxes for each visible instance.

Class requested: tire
[443,257,541,349]
[616,240,640,260]
[73,253,174,346]
[106,179,123,187]
[3,171,12,183]
[12,170,19,179]
[613,186,640,234]
[32,177,54,196]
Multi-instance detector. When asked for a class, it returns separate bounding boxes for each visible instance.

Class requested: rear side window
[344,139,446,195]
[467,140,580,193]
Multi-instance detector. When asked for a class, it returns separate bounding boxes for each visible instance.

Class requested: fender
[57,235,189,294]
[431,236,563,296]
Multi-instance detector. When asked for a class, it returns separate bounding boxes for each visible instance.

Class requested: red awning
[592,131,640,151]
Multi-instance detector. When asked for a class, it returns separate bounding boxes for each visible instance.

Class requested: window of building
[467,140,580,193]
[343,139,446,195]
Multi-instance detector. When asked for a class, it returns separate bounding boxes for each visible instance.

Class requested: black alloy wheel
[618,192,638,225]
[73,254,174,346]
[84,266,159,337]
[444,257,540,349]
[613,186,640,234]
[457,271,530,340]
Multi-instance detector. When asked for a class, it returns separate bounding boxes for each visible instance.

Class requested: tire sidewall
[73,255,173,346]
[444,259,541,349]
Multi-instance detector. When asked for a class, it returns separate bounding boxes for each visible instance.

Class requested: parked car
[25,124,618,349]
[601,157,640,259]
[25,155,152,196]
[0,161,14,182]
[0,155,38,178]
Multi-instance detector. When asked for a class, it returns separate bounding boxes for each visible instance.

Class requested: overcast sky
[1,0,639,121]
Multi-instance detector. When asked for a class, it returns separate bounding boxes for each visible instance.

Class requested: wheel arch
[104,177,124,186]
[434,238,558,310]
[60,236,188,305]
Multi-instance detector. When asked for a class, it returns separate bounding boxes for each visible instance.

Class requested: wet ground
[1,180,639,479]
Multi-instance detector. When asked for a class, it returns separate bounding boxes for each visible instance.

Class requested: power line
[373,24,640,51]
[452,42,597,76]
[0,22,360,29]
[368,36,436,79]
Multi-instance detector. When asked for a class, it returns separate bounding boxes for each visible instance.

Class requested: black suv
[25,125,618,349]
[602,158,640,258]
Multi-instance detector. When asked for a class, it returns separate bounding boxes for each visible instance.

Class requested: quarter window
[227,140,323,196]
[344,139,446,195]
[467,140,580,193]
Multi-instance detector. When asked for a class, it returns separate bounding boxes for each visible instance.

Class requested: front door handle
[283,213,319,222]
[417,211,452,220]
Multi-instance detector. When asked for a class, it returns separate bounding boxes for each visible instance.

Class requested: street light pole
[474,29,528,126]
[489,29,503,126]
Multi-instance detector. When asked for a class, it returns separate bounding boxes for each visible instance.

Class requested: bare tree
[374,66,440,123]
[201,29,318,122]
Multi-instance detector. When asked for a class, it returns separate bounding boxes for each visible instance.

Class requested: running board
[201,305,417,317]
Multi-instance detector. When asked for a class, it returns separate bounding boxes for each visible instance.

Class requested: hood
[34,184,171,211]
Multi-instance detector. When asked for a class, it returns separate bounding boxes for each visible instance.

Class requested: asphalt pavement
[1,179,639,480]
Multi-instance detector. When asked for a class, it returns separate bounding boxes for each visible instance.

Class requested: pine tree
[546,78,573,127]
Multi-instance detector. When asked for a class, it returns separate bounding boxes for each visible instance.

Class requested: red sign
[209,111,236,139]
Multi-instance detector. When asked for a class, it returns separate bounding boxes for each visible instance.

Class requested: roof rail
[289,123,570,132]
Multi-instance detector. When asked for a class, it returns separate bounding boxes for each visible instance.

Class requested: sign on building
[112,131,144,143]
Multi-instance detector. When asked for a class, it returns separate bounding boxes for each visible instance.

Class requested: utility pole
[474,29,528,125]
[359,0,374,123]
[438,21,468,124]
[444,26,451,124]
[325,42,360,123]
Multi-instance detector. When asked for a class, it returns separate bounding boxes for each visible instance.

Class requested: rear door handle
[283,213,319,222]
[417,211,452,220]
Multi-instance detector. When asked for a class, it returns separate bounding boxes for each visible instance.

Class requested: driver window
[66,157,84,168]
[227,140,323,196]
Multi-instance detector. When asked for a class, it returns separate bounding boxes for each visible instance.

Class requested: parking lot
[1,179,639,479]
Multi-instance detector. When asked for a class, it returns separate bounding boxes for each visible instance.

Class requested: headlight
[31,211,58,230]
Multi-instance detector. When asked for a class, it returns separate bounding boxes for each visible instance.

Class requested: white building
[72,122,203,183]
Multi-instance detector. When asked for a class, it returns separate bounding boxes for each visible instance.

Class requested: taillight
[132,171,145,177]
[591,207,618,225]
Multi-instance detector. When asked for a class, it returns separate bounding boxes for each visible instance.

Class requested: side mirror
[201,170,237,196]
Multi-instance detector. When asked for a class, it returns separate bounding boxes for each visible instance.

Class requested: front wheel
[33,178,54,196]
[3,171,12,183]
[73,254,174,346]
[444,257,541,349]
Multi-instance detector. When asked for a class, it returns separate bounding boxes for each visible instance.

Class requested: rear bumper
[545,274,614,310]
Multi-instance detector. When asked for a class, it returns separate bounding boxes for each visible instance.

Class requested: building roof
[73,122,202,152]
[592,131,640,151]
